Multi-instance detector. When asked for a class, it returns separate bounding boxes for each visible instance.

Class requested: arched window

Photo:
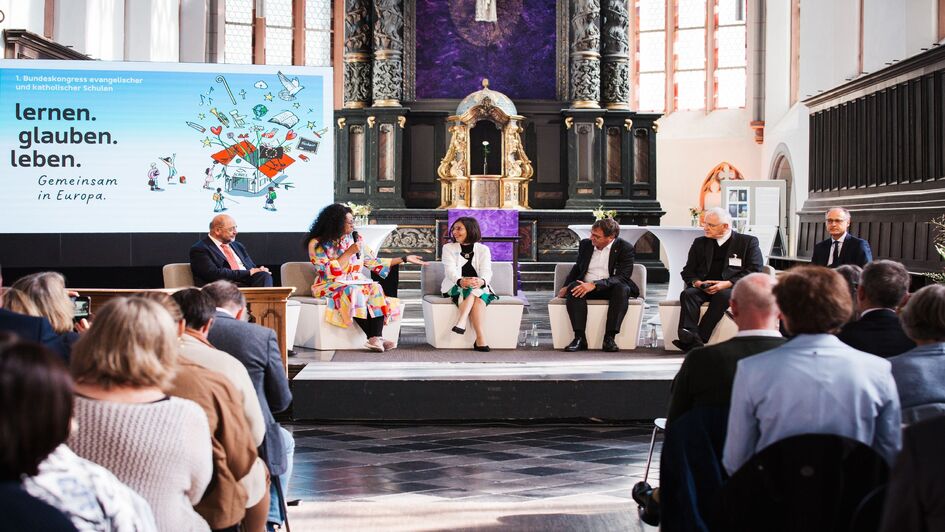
[699,162,745,213]
[223,0,332,66]
[631,0,747,113]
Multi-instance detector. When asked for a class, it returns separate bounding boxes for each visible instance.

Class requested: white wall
[125,0,180,61]
[0,0,45,35]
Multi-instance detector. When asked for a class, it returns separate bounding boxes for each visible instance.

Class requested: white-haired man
[675,207,764,351]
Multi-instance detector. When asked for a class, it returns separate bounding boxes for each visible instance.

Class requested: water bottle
[648,325,658,348]
[529,322,540,347]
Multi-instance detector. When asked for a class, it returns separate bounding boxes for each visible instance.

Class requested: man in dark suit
[190,214,273,287]
[838,259,915,357]
[880,415,945,531]
[810,207,873,267]
[0,270,67,358]
[557,218,639,352]
[201,280,293,530]
[676,207,764,351]
[634,272,786,528]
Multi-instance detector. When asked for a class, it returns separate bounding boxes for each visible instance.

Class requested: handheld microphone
[351,230,361,259]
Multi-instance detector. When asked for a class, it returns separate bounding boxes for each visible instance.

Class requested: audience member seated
[632,273,785,528]
[676,207,764,352]
[810,207,873,267]
[0,336,80,532]
[723,265,901,476]
[168,289,270,531]
[441,217,498,352]
[889,284,945,424]
[68,297,213,532]
[201,281,294,531]
[879,415,945,531]
[4,272,81,359]
[834,264,862,321]
[190,214,273,287]
[0,286,67,359]
[304,203,424,352]
[557,218,639,353]
[837,259,916,357]
[141,292,266,532]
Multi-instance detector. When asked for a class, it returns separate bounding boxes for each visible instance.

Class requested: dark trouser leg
[602,284,631,336]
[565,282,588,336]
[679,287,711,338]
[245,270,274,287]
[353,315,384,337]
[372,263,400,298]
[697,288,732,343]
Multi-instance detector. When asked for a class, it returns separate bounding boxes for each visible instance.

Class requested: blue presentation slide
[0,60,333,233]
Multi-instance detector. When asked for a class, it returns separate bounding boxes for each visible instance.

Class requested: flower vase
[691,217,700,227]
[355,215,369,227]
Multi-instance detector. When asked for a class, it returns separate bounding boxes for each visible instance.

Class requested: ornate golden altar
[437,79,533,209]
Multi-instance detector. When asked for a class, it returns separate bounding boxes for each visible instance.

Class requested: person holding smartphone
[9,272,88,359]
[676,208,764,352]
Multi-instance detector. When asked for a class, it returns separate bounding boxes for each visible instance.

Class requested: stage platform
[289,286,683,422]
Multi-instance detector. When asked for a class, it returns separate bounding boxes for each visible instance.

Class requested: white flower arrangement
[345,202,373,218]
[592,205,617,221]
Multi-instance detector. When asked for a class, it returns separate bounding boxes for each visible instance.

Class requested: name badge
[729,256,742,267]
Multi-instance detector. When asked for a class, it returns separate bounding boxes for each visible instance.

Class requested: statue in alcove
[437,79,533,209]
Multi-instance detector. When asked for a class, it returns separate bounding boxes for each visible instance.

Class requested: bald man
[189,214,273,287]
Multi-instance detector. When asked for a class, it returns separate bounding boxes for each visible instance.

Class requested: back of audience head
[900,284,945,344]
[135,292,185,336]
[71,297,178,390]
[170,288,216,331]
[10,272,73,334]
[1,287,41,316]
[859,259,911,310]
[0,338,73,481]
[201,280,245,316]
[835,264,863,320]
[773,266,851,335]
[730,272,780,330]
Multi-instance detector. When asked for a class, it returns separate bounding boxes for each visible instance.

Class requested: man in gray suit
[201,280,294,531]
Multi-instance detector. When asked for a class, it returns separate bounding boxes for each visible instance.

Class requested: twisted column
[600,0,630,109]
[569,0,601,109]
[343,0,372,109]
[372,0,404,107]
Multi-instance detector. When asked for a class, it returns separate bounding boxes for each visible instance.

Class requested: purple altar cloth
[447,209,518,261]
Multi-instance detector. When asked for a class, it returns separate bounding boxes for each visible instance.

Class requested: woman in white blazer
[440,217,498,351]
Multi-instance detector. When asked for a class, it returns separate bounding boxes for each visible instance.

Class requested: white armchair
[280,262,401,350]
[548,263,647,350]
[420,262,524,349]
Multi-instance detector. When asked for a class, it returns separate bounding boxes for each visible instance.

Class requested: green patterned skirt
[444,285,499,307]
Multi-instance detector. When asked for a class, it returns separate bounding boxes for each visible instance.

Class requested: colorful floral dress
[308,235,400,328]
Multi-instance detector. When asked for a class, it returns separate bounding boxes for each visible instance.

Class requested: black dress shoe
[632,481,660,526]
[473,343,491,352]
[564,337,588,352]
[672,339,693,352]
[602,336,619,352]
[678,328,705,348]
[451,326,466,335]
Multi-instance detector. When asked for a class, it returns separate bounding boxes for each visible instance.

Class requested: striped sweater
[69,396,213,532]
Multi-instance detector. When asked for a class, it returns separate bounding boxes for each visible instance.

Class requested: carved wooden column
[600,0,630,109]
[343,0,372,109]
[372,0,404,107]
[569,0,601,109]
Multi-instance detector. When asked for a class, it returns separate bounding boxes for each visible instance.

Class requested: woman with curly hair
[304,203,425,352]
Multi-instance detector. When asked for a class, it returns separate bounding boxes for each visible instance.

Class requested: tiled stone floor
[284,286,671,529]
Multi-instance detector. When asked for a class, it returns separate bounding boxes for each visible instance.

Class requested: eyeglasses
[705,222,724,228]
[825,219,847,224]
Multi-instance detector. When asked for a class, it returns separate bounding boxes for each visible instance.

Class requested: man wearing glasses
[675,207,764,352]
[810,207,873,268]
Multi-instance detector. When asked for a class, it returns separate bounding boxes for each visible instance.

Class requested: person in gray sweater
[68,298,212,532]
[890,284,945,424]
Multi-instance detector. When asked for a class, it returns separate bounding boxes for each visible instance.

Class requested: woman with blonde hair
[68,297,213,532]
[11,272,84,358]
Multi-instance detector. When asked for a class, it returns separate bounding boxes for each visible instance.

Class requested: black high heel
[473,343,491,352]
[452,326,466,334]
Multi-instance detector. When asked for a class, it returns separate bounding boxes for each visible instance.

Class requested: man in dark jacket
[202,281,293,530]
[810,207,873,268]
[838,259,915,357]
[676,207,764,351]
[189,214,273,287]
[557,218,639,352]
